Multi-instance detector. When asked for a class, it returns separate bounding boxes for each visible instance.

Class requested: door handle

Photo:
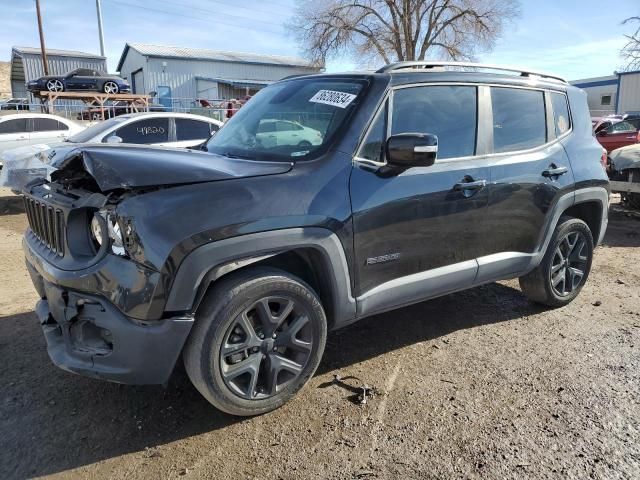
[542,165,568,177]
[454,179,487,191]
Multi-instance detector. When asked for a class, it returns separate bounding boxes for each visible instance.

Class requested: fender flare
[164,227,357,327]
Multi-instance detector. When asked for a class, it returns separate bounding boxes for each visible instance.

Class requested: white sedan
[256,119,323,148]
[0,113,83,153]
[68,112,223,148]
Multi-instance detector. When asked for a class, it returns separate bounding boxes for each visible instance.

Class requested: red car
[594,118,640,153]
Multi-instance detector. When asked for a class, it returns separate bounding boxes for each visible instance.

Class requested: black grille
[23,196,65,256]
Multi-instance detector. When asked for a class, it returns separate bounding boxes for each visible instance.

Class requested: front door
[350,84,490,315]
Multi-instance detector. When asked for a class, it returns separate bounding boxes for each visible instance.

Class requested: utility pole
[35,0,49,75]
[95,0,105,57]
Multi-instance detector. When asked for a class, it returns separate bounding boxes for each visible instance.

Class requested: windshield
[206,78,366,161]
[68,116,128,143]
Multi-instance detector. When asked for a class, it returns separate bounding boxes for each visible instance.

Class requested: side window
[258,121,276,133]
[276,121,298,132]
[0,118,28,134]
[550,92,571,137]
[175,118,213,141]
[112,118,169,144]
[56,121,69,131]
[608,121,636,133]
[391,86,477,160]
[491,87,546,153]
[358,103,386,163]
[32,117,65,132]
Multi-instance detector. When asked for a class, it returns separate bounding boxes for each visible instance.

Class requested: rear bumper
[25,250,194,385]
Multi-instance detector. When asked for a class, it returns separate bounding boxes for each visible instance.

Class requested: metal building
[116,43,320,110]
[571,70,640,116]
[10,46,107,101]
[570,75,618,116]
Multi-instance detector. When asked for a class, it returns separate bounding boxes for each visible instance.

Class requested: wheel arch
[164,228,357,329]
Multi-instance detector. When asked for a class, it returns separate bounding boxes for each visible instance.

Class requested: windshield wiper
[221,152,252,159]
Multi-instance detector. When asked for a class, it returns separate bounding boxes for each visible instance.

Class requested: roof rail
[376,61,567,84]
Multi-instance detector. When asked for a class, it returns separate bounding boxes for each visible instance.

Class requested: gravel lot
[1,188,639,480]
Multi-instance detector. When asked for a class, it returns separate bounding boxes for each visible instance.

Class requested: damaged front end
[20,146,198,385]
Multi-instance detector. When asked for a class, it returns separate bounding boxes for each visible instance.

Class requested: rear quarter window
[550,93,571,137]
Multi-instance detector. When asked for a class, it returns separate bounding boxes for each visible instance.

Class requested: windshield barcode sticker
[309,90,357,109]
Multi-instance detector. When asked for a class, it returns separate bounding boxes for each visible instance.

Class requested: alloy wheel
[104,81,119,94]
[550,231,589,297]
[46,79,63,92]
[219,296,314,400]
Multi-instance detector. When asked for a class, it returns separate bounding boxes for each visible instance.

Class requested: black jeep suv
[21,62,609,416]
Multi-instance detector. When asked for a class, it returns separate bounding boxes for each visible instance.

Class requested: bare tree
[289,0,520,66]
[621,16,640,71]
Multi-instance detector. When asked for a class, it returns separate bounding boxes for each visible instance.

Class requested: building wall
[119,52,318,107]
[617,72,640,114]
[570,76,617,117]
[117,48,146,94]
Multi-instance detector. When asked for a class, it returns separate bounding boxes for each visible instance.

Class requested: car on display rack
[0,113,83,155]
[19,62,609,416]
[26,68,131,95]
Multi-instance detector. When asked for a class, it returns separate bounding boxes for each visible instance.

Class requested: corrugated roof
[12,46,105,60]
[117,43,314,71]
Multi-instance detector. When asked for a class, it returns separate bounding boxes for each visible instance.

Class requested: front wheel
[519,216,594,307]
[46,79,64,92]
[183,267,327,416]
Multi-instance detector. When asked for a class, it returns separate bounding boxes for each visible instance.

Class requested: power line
[153,0,292,21]
[103,0,286,35]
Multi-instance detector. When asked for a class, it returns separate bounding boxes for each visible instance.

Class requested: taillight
[600,152,608,171]
[637,131,640,143]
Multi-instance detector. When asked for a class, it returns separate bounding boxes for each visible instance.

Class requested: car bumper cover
[25,255,194,385]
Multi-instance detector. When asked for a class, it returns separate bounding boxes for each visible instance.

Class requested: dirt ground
[1,188,639,480]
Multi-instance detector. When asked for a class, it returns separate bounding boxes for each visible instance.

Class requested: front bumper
[25,246,194,385]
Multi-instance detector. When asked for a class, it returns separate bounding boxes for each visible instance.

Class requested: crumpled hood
[610,144,640,172]
[47,144,293,191]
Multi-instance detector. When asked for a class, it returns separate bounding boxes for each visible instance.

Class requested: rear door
[0,118,30,151]
[350,84,491,312]
[482,87,574,282]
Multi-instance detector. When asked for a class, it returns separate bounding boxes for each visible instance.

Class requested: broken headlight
[90,210,126,256]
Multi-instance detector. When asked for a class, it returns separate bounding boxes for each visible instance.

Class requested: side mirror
[596,129,607,137]
[106,135,123,144]
[386,133,438,168]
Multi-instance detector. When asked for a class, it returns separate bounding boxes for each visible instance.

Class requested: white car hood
[0,142,66,190]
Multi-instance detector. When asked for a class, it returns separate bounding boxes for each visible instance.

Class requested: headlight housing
[90,210,126,256]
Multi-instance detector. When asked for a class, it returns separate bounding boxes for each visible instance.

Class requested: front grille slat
[23,196,66,257]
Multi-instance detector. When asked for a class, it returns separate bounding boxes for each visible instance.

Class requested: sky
[1,0,638,81]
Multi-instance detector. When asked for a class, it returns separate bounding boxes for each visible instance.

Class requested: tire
[519,216,594,307]
[183,267,327,416]
[46,79,64,92]
[103,81,119,94]
[297,140,312,148]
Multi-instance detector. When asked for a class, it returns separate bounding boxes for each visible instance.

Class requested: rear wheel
[183,267,327,416]
[519,216,594,307]
[103,81,119,94]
